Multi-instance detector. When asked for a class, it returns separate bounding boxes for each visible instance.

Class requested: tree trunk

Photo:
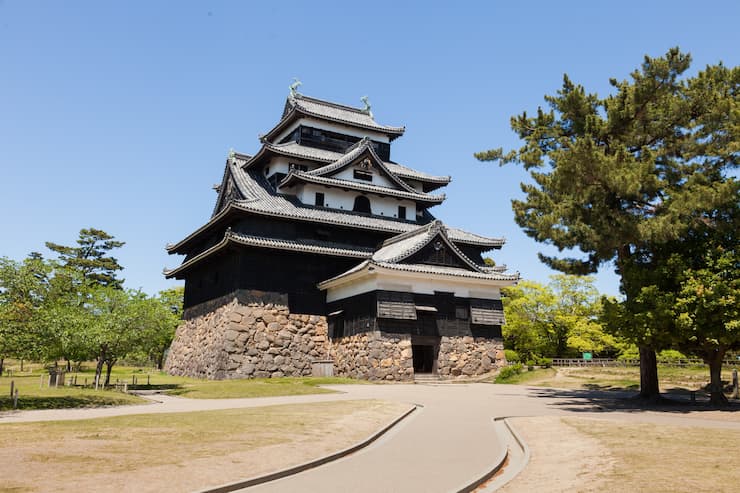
[20,359,24,372]
[104,359,116,387]
[705,347,728,406]
[638,346,661,400]
[65,359,71,372]
[0,357,4,376]
[94,357,105,387]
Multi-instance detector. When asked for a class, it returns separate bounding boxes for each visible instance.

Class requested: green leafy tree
[503,275,616,359]
[37,267,97,369]
[0,255,51,370]
[148,286,183,369]
[477,48,739,399]
[676,246,739,404]
[46,228,125,288]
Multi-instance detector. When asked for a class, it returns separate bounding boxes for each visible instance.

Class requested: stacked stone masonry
[166,297,330,379]
[166,295,506,381]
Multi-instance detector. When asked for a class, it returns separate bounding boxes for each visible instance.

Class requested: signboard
[582,352,593,361]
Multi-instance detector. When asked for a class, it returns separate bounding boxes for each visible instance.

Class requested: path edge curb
[197,403,420,493]
[455,416,531,493]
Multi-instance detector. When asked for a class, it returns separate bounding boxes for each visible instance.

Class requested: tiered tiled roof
[262,94,405,142]
[318,220,520,289]
[318,259,520,290]
[244,141,451,186]
[373,220,481,270]
[165,230,373,278]
[167,159,504,254]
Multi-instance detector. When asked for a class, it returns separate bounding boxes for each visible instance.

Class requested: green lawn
[0,363,366,410]
[164,376,365,399]
[0,374,144,411]
[495,364,738,395]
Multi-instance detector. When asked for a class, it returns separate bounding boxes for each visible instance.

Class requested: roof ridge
[280,171,445,203]
[293,94,370,115]
[305,142,422,194]
[379,220,440,248]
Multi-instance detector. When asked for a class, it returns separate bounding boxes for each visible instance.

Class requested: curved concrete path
[3,384,738,492]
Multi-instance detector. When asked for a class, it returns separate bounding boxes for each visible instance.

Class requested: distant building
[164,88,519,380]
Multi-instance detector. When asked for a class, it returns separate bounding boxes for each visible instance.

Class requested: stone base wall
[166,291,505,381]
[165,295,329,379]
[329,332,505,381]
[330,332,414,381]
[437,336,505,377]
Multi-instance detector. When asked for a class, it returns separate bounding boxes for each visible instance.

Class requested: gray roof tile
[255,141,451,184]
[168,161,505,253]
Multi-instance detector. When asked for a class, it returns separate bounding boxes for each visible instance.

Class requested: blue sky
[1,1,738,296]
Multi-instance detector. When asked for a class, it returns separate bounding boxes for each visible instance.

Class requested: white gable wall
[294,183,417,218]
[333,166,395,188]
[325,270,505,303]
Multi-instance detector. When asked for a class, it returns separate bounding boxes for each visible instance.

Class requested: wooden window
[353,195,371,213]
[470,300,505,325]
[456,305,468,320]
[353,169,373,182]
[377,292,417,320]
[315,192,325,207]
[398,206,406,219]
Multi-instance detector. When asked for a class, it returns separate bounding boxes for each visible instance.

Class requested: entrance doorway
[412,344,437,374]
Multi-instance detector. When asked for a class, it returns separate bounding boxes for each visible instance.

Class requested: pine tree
[46,228,125,288]
[477,48,739,400]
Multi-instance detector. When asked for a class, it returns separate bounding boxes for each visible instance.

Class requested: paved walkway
[3,384,738,492]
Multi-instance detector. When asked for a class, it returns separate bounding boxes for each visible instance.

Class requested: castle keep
[164,86,519,380]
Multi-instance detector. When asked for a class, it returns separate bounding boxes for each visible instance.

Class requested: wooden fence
[551,358,740,368]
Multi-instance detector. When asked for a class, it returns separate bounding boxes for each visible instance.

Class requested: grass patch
[493,364,736,394]
[496,367,556,384]
[0,375,143,411]
[0,400,407,492]
[0,367,368,410]
[164,376,365,399]
[564,418,740,492]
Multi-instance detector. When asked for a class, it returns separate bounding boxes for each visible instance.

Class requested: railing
[550,358,740,368]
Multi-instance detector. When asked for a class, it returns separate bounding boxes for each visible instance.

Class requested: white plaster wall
[325,270,507,303]
[333,166,395,188]
[264,157,320,180]
[274,117,390,144]
[291,183,416,219]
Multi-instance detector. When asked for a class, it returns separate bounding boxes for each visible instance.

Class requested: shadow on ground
[528,386,740,414]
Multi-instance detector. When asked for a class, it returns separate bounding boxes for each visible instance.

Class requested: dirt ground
[498,416,614,493]
[0,400,410,493]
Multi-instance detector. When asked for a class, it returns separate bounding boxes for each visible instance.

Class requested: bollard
[13,388,19,409]
[9,380,14,399]
[147,375,150,386]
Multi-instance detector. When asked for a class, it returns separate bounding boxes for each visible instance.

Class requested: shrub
[497,363,523,381]
[504,349,520,363]
[525,360,535,371]
[537,357,553,368]
[657,349,688,363]
[617,345,640,361]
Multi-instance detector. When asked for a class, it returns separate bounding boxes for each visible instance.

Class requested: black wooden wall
[327,290,503,340]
